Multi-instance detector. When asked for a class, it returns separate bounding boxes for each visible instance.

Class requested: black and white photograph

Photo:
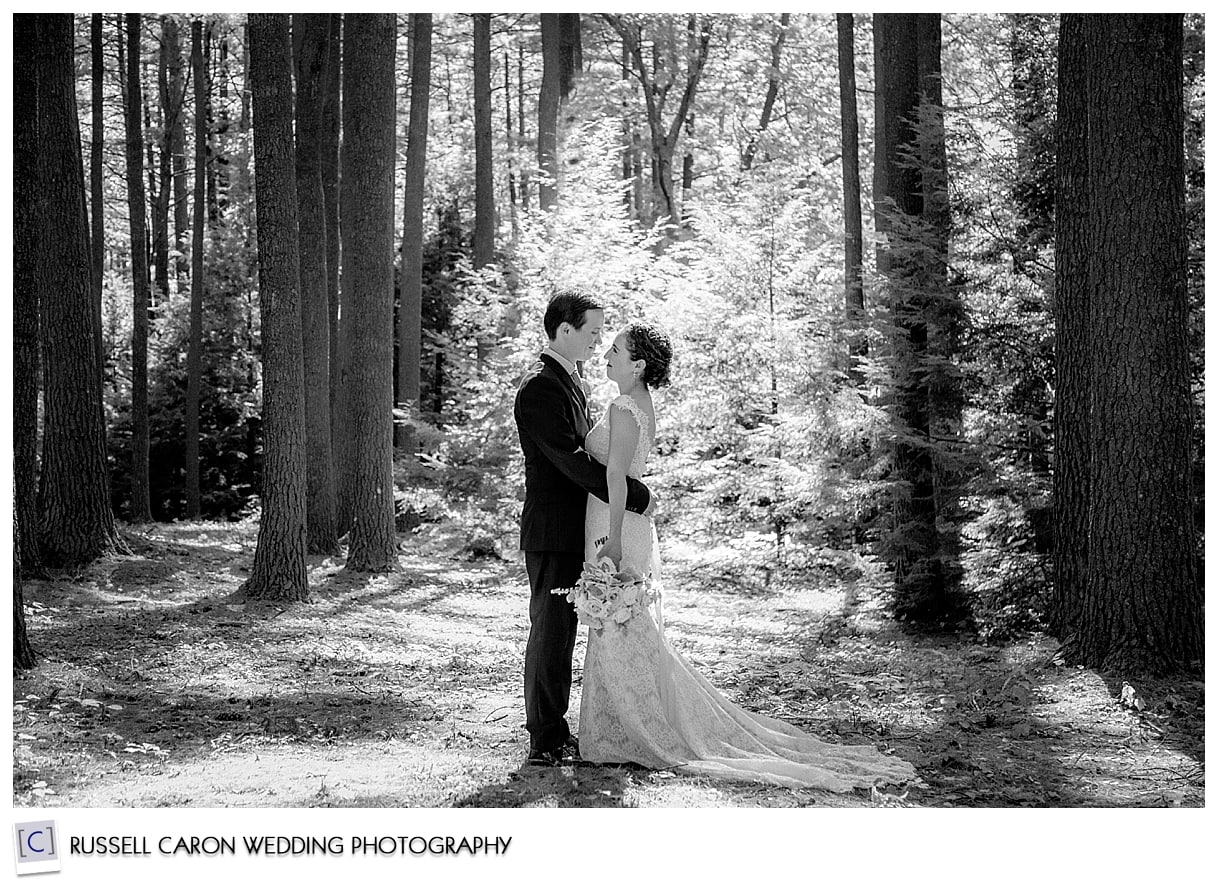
[7,7,1206,854]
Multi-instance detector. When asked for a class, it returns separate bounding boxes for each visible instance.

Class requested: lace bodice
[584,394,653,479]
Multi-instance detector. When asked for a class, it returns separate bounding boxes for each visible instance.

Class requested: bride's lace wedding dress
[579,395,916,791]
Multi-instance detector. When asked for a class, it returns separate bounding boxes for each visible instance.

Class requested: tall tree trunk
[558,13,582,100]
[518,43,530,210]
[874,13,963,622]
[538,14,561,211]
[1075,14,1200,674]
[397,13,432,449]
[14,14,44,576]
[620,39,635,219]
[472,14,494,269]
[741,12,790,171]
[837,13,866,374]
[185,18,207,519]
[343,13,399,572]
[91,14,106,369]
[244,13,308,602]
[167,17,189,280]
[681,113,695,226]
[205,27,219,225]
[681,14,698,228]
[1050,16,1089,639]
[505,48,519,238]
[322,14,343,512]
[33,13,122,567]
[125,13,154,523]
[152,21,172,308]
[918,13,965,604]
[294,13,340,555]
[214,32,232,220]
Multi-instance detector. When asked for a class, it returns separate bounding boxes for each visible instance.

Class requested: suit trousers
[524,550,584,752]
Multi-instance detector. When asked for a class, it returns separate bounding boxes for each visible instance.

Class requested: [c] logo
[12,820,61,876]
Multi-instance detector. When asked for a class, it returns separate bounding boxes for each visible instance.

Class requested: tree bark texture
[294,13,340,554]
[185,17,207,519]
[32,13,121,567]
[14,14,44,575]
[1050,15,1089,639]
[1075,14,1200,674]
[538,14,561,211]
[342,13,399,572]
[397,13,431,451]
[836,13,865,370]
[473,14,495,269]
[245,13,309,601]
[125,13,154,522]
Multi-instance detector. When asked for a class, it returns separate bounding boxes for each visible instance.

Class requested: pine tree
[342,13,399,572]
[124,13,153,522]
[243,12,309,602]
[1071,14,1200,674]
[32,13,122,567]
[294,14,340,554]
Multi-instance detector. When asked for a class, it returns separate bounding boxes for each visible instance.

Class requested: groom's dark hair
[544,288,603,340]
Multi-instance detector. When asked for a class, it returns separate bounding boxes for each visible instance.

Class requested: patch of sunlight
[769,589,842,616]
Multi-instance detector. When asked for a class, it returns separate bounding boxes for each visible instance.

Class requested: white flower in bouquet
[552,556,659,635]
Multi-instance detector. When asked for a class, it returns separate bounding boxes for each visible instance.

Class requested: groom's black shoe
[527,735,580,767]
[560,735,582,763]
[526,746,562,767]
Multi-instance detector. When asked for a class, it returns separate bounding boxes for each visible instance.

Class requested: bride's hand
[596,538,623,569]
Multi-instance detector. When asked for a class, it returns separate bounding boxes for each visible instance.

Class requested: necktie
[571,371,588,413]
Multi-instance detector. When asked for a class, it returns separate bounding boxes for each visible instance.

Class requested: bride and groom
[513,289,915,791]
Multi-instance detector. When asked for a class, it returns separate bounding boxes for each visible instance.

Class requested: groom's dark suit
[514,353,651,753]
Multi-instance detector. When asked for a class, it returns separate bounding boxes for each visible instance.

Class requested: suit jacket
[514,353,651,552]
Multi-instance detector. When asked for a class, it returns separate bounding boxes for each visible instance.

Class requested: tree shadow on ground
[39,689,438,753]
[453,761,635,807]
[868,627,1204,807]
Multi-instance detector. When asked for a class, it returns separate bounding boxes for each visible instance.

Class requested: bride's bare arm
[599,402,641,567]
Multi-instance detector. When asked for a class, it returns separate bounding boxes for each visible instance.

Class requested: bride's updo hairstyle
[626,323,673,388]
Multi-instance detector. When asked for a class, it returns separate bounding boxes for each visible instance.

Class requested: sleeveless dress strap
[610,394,649,432]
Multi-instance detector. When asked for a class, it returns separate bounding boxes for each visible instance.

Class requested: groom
[513,289,653,766]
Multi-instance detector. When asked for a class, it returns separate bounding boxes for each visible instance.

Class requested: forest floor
[13,518,1204,809]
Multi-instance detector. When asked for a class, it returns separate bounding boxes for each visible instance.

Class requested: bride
[573,322,916,791]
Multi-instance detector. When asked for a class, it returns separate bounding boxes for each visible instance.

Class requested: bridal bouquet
[553,558,659,636]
